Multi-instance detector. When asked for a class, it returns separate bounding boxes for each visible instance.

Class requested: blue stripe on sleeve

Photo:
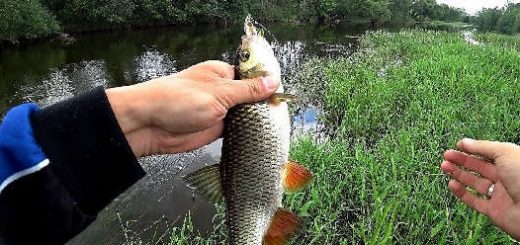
[0,103,49,193]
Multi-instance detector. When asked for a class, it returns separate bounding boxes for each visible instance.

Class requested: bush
[58,0,135,30]
[0,0,61,41]
[475,3,520,34]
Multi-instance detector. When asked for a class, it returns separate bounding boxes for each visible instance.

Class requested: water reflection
[69,60,110,91]
[16,70,75,107]
[0,23,366,243]
[13,60,110,107]
[131,50,177,82]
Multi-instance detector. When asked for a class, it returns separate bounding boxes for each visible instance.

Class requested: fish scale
[221,101,287,244]
[184,15,311,245]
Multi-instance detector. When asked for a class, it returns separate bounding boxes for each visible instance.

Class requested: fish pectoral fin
[270,93,298,104]
[246,64,272,78]
[183,164,224,203]
[263,208,301,245]
[282,160,312,192]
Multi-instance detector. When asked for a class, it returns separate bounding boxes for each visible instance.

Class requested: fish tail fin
[263,208,301,245]
[183,164,224,203]
[282,160,312,192]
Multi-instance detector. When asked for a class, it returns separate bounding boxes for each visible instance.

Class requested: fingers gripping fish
[185,15,312,245]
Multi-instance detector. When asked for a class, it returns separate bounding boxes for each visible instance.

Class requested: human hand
[106,60,279,157]
[441,138,520,240]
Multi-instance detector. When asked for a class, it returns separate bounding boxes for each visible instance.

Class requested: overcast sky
[437,0,520,15]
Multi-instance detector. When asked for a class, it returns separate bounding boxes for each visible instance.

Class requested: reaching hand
[441,138,520,240]
[106,60,279,157]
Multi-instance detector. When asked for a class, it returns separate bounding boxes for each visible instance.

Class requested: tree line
[0,0,467,42]
[474,3,520,34]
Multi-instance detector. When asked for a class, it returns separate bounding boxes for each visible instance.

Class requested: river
[0,22,372,244]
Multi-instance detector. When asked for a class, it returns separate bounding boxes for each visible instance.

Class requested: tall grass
[163,30,520,244]
[476,33,520,51]
[292,30,519,244]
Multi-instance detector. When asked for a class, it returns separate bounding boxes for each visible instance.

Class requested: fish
[184,15,312,245]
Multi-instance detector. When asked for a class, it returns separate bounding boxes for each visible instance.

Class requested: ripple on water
[14,60,110,107]
[130,50,177,82]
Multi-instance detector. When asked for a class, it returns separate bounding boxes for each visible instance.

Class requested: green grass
[420,21,473,32]
[152,30,520,244]
[294,30,520,244]
[476,32,520,51]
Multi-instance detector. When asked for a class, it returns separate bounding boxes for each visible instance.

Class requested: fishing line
[248,14,279,44]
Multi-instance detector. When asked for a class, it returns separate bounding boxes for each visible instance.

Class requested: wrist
[105,85,148,134]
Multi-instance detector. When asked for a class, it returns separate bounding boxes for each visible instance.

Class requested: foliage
[475,3,520,34]
[129,0,187,25]
[389,0,413,22]
[411,0,466,22]
[435,3,466,22]
[0,0,61,41]
[475,8,503,32]
[3,0,470,41]
[60,0,136,29]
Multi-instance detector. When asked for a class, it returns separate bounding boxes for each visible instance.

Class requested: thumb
[218,77,280,107]
[457,138,519,161]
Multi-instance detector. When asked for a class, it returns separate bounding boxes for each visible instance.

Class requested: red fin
[263,208,301,245]
[282,160,312,192]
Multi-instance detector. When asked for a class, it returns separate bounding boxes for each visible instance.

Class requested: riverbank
[157,30,520,244]
[1,0,469,44]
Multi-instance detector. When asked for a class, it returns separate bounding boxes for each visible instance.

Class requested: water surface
[0,22,370,243]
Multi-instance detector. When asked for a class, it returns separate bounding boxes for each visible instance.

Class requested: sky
[437,0,520,15]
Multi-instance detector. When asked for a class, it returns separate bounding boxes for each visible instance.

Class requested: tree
[434,4,465,22]
[130,0,186,25]
[59,0,135,30]
[411,0,436,22]
[389,0,413,22]
[475,8,503,32]
[351,0,392,24]
[0,0,61,41]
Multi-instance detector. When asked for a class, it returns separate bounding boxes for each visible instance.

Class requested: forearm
[0,87,145,244]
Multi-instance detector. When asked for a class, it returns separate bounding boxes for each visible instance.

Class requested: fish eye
[239,50,250,62]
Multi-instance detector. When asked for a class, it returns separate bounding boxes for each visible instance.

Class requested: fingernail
[462,138,474,144]
[261,77,278,90]
[457,138,474,148]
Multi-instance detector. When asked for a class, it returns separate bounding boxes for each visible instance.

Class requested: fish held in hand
[185,15,312,245]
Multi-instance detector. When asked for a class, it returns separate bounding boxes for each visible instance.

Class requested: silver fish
[185,15,311,245]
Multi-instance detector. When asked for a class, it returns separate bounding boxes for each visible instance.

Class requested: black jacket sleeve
[0,87,145,244]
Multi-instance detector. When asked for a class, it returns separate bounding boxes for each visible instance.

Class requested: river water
[0,22,371,243]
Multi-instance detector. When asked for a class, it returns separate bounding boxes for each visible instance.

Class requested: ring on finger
[486,184,495,198]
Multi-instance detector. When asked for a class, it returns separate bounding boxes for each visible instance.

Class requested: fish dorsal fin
[263,208,301,245]
[282,160,312,192]
[183,164,224,203]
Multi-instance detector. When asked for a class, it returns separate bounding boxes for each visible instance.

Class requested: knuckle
[247,80,261,100]
[210,99,228,120]
[202,61,233,78]
[476,178,491,193]
[210,88,233,118]
[451,168,463,179]
[466,196,477,208]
